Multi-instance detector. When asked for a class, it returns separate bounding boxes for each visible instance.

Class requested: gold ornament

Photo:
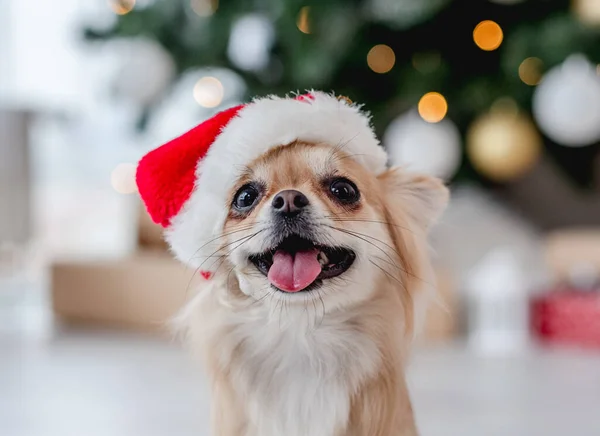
[573,0,600,26]
[467,108,542,182]
[108,0,136,15]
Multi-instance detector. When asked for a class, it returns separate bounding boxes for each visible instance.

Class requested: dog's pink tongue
[267,249,321,292]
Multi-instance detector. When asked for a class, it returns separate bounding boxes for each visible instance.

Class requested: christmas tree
[87,0,600,188]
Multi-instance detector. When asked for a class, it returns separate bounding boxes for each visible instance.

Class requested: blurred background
[1,0,600,435]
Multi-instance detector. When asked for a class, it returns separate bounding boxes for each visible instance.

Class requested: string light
[108,0,136,15]
[297,7,311,34]
[473,20,503,51]
[193,76,224,108]
[519,57,543,86]
[111,163,137,194]
[418,92,448,123]
[367,44,395,74]
[191,0,218,17]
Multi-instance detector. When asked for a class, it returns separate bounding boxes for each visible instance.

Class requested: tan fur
[181,142,448,436]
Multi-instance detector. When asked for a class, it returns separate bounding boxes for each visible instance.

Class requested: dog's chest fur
[214,310,381,436]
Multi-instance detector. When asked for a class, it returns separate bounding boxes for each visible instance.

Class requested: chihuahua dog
[179,144,447,435]
[138,93,448,436]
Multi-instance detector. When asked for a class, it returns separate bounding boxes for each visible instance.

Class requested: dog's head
[137,92,448,320]
[220,141,447,314]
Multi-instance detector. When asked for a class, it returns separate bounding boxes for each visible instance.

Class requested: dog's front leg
[210,378,249,436]
[346,371,418,436]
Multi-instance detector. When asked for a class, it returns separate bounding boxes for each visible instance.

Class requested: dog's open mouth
[248,235,356,293]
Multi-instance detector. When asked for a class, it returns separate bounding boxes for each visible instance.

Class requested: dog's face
[218,141,447,315]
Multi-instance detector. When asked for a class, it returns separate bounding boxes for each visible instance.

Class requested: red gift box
[530,290,600,349]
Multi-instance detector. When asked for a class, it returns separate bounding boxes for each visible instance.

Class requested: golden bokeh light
[418,92,448,123]
[573,0,600,25]
[467,111,542,182]
[297,7,311,34]
[473,20,504,51]
[519,57,543,86]
[191,0,218,17]
[108,0,136,15]
[111,163,138,194]
[367,44,396,74]
[193,76,224,108]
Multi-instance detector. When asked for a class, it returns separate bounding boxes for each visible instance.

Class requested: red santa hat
[136,91,388,272]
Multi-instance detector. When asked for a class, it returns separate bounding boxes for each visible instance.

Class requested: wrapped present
[530,290,600,349]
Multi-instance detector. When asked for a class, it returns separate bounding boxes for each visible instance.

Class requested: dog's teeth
[318,251,329,266]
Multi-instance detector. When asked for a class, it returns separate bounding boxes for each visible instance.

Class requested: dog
[137,92,448,436]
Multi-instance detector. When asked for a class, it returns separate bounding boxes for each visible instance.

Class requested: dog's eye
[233,184,260,211]
[329,178,360,204]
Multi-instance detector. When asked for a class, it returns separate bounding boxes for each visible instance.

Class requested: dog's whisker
[326,225,430,286]
[248,285,273,307]
[326,225,402,270]
[322,217,414,233]
[185,221,263,264]
[195,231,263,272]
[325,135,358,166]
[329,152,371,164]
[208,230,266,276]
[184,264,206,301]
[369,259,403,288]
[317,288,326,328]
[369,258,416,327]
[327,225,411,295]
[311,292,318,330]
[181,231,264,301]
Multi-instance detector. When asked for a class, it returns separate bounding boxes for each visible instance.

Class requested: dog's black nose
[272,190,309,216]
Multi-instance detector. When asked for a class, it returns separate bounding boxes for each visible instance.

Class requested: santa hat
[136,91,388,273]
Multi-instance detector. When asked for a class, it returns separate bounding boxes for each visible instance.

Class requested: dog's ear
[377,167,449,232]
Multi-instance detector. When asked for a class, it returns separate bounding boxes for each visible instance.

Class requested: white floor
[2,281,600,436]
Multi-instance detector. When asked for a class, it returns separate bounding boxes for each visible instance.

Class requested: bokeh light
[573,0,600,25]
[473,20,504,51]
[191,0,218,17]
[193,76,224,108]
[111,163,137,194]
[418,92,448,123]
[367,44,396,74]
[385,111,462,180]
[108,0,136,15]
[467,111,541,182]
[297,7,311,34]
[519,57,543,86]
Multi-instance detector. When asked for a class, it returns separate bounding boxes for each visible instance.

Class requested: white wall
[1,0,115,111]
[0,1,141,256]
